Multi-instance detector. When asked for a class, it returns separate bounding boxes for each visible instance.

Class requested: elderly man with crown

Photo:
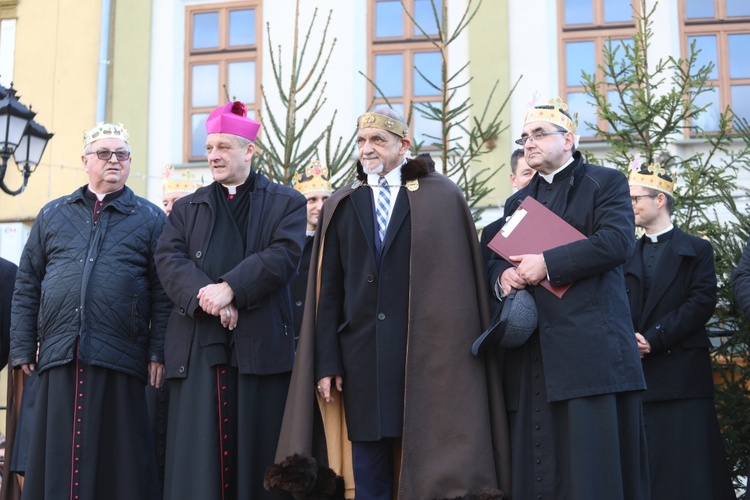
[484,98,650,499]
[10,122,171,499]
[154,101,306,499]
[266,107,511,499]
[623,159,735,499]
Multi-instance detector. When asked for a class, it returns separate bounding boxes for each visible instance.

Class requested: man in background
[509,147,535,190]
[625,161,734,499]
[290,160,332,336]
[481,148,536,264]
[734,237,750,319]
[161,164,202,216]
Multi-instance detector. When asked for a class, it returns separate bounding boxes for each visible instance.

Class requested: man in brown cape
[265,108,510,499]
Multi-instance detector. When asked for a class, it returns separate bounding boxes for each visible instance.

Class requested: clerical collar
[306,230,315,237]
[86,185,124,202]
[644,224,674,243]
[538,156,574,184]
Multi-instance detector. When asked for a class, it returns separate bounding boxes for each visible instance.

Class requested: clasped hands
[498,253,547,296]
[197,282,238,330]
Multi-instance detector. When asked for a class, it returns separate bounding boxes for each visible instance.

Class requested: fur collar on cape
[355,153,435,183]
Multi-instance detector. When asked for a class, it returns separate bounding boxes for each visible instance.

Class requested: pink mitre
[206,101,260,141]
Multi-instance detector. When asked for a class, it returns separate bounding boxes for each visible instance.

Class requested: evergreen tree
[581,0,750,488]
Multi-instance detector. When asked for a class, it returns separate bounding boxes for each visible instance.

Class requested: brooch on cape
[405,180,419,192]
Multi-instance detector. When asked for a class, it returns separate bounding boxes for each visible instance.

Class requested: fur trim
[355,153,435,182]
[264,454,345,500]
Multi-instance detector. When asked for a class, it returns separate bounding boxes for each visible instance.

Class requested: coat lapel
[624,237,646,327]
[350,187,378,262]
[640,229,694,322]
[381,188,409,259]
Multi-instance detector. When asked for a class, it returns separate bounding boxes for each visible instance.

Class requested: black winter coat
[486,152,645,403]
[154,172,306,378]
[624,228,717,402]
[10,186,170,381]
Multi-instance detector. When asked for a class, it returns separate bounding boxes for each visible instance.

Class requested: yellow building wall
[109,0,152,196]
[468,0,512,212]
[1,0,102,222]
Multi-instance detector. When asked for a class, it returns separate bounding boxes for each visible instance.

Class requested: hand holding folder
[488,196,586,298]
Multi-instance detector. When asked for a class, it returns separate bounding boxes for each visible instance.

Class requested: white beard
[362,161,384,175]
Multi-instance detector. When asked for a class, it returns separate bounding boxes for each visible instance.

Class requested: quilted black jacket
[10,186,171,381]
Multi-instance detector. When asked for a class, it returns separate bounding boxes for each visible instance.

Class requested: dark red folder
[488,196,586,298]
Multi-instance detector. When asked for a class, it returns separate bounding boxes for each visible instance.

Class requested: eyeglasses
[87,150,131,161]
[630,194,659,205]
[514,130,567,146]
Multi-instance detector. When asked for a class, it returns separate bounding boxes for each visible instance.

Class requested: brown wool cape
[265,155,511,500]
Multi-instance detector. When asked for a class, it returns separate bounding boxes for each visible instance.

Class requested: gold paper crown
[292,160,333,195]
[523,97,578,135]
[356,112,409,138]
[162,164,203,195]
[83,122,129,146]
[628,158,675,196]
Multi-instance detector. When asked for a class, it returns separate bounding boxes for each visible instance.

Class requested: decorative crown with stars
[292,160,333,195]
[628,154,675,196]
[356,112,409,138]
[162,164,203,195]
[523,97,578,135]
[83,122,129,146]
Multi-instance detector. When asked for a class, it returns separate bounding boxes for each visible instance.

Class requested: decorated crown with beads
[292,160,333,195]
[523,97,578,135]
[162,164,203,195]
[628,155,675,196]
[83,122,129,146]
[356,112,409,138]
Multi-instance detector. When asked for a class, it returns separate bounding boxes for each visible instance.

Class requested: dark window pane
[566,41,596,87]
[728,34,750,78]
[192,64,219,107]
[193,12,219,49]
[685,0,714,18]
[229,9,255,46]
[567,92,597,136]
[375,0,403,38]
[228,61,255,104]
[565,0,593,25]
[191,113,209,157]
[414,0,440,36]
[731,85,750,127]
[693,88,721,132]
[604,0,632,23]
[688,36,718,80]
[414,51,441,96]
[727,0,750,17]
[375,54,404,98]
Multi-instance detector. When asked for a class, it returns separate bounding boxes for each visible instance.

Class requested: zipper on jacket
[130,295,138,343]
[39,290,46,341]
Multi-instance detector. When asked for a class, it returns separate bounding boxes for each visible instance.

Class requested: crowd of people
[0,97,748,499]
